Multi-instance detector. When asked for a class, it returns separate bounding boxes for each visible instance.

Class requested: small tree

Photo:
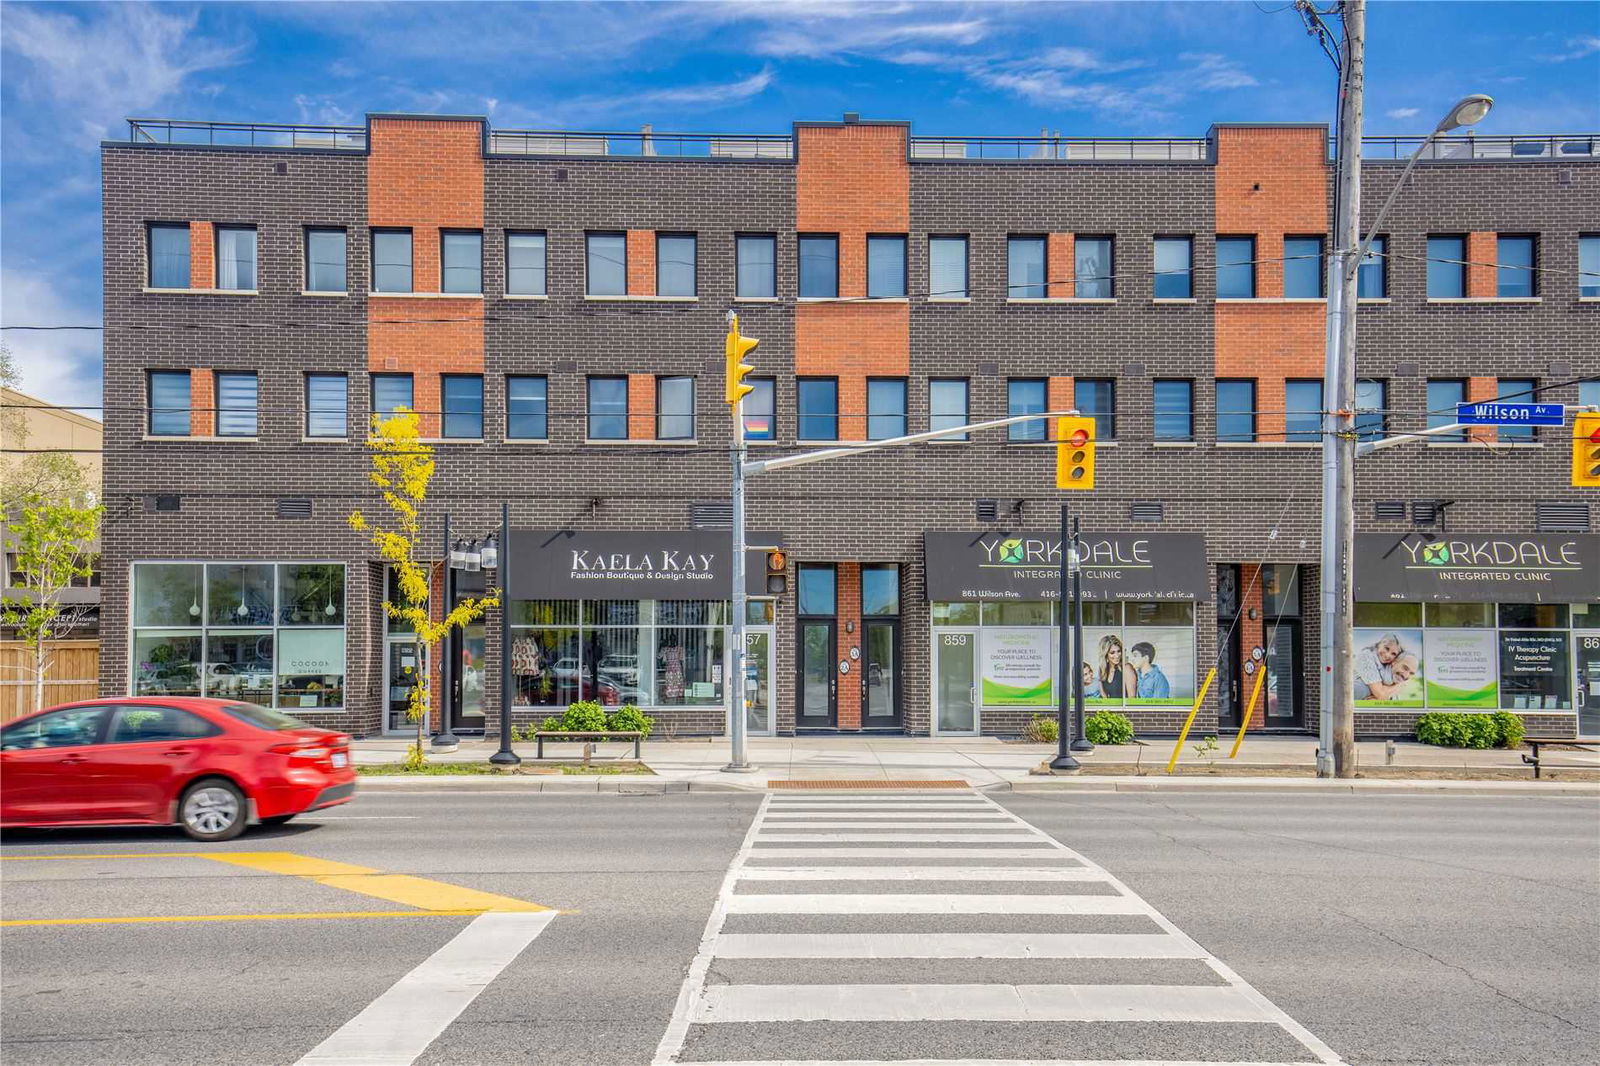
[349,409,497,769]
[1,480,101,714]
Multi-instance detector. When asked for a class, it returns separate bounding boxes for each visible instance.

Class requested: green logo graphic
[997,539,1026,564]
[1421,543,1452,567]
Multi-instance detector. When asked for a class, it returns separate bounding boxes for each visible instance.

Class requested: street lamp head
[1436,94,1493,133]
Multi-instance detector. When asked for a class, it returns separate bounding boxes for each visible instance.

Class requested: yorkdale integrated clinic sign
[508,530,778,599]
[1356,534,1600,603]
[923,532,1209,602]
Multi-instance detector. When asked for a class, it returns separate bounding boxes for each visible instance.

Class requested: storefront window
[1498,603,1569,629]
[1126,601,1195,626]
[862,566,900,616]
[983,602,1052,626]
[1262,565,1300,616]
[131,562,346,708]
[656,625,725,706]
[746,600,775,625]
[1427,603,1494,628]
[1573,604,1600,629]
[1354,601,1422,627]
[931,602,979,626]
[798,566,836,616]
[1079,603,1122,626]
[1499,631,1571,710]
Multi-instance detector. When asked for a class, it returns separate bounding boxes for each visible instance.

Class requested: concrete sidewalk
[351,733,1600,790]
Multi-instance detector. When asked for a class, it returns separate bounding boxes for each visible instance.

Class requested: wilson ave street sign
[1454,401,1565,426]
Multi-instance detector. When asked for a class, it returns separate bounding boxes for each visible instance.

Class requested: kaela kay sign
[509,530,777,598]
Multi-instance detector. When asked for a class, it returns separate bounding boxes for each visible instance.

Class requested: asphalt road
[1,788,1594,1066]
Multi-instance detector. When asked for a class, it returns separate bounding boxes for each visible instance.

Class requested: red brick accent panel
[1467,375,1499,443]
[627,230,653,297]
[1047,234,1074,299]
[189,368,214,437]
[835,563,862,730]
[1237,565,1266,729]
[189,222,214,289]
[1213,126,1328,300]
[1215,304,1325,442]
[796,124,910,299]
[368,301,483,437]
[795,303,910,440]
[1048,377,1075,437]
[628,372,656,440]
[1466,232,1496,298]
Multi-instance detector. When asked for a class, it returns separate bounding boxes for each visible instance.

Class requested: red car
[0,697,355,841]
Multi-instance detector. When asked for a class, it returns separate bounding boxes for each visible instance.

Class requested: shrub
[1085,711,1135,745]
[606,704,655,739]
[560,701,608,732]
[539,716,563,734]
[1492,710,1525,750]
[1416,711,1497,749]
[1021,715,1058,744]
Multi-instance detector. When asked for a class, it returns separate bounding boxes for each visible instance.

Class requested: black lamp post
[432,512,460,750]
[489,502,520,766]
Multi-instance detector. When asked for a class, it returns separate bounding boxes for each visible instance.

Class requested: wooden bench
[533,730,642,760]
[1520,737,1600,779]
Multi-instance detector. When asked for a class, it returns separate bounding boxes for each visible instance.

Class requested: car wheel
[259,814,296,827]
[179,779,246,842]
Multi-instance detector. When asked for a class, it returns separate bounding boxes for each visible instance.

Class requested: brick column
[1467,375,1498,444]
[836,563,862,730]
[627,230,654,296]
[188,222,214,289]
[1238,565,1266,729]
[1048,377,1075,436]
[628,372,656,440]
[1047,233,1075,298]
[189,368,214,437]
[1466,232,1497,298]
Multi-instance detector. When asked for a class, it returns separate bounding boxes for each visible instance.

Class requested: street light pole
[1070,517,1093,753]
[433,511,460,751]
[491,501,520,767]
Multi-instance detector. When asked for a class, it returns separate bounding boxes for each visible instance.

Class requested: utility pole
[1320,0,1363,778]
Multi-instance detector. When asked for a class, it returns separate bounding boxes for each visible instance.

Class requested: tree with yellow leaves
[349,409,498,769]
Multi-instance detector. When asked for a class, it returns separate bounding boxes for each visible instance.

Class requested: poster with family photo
[1353,628,1425,706]
[1077,627,1195,706]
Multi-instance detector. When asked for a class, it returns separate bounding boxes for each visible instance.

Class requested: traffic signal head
[766,550,788,594]
[725,315,759,407]
[1574,413,1600,488]
[1056,416,1097,490]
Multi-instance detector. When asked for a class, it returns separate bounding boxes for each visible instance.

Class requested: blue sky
[3,1,1597,411]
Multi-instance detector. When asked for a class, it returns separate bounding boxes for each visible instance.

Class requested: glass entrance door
[450,622,486,732]
[1576,633,1600,738]
[386,640,423,734]
[745,628,774,736]
[797,621,836,728]
[862,620,901,728]
[1216,624,1242,729]
[935,630,978,734]
[1264,621,1303,726]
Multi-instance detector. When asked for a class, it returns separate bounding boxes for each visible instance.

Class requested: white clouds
[0,4,243,141]
[1177,53,1259,91]
[1541,36,1600,62]
[0,270,103,413]
[1386,107,1421,120]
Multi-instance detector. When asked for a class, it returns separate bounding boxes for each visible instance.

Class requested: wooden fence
[1,640,100,722]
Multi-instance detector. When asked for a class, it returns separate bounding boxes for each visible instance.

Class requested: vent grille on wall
[1410,501,1440,526]
[277,498,313,519]
[1373,500,1406,520]
[151,494,180,513]
[1536,501,1590,533]
[690,501,733,529]
[1129,501,1164,522]
[975,499,999,523]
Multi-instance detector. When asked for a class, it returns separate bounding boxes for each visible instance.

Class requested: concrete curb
[354,775,754,793]
[1002,776,1600,796]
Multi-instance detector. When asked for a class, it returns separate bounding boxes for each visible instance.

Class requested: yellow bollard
[1166,667,1217,773]
[1229,664,1268,759]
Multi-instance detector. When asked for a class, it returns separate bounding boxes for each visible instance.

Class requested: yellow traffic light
[1574,413,1600,488]
[1056,416,1096,490]
[725,314,759,407]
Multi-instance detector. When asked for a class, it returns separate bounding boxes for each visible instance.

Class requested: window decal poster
[1120,627,1196,706]
[981,629,1053,706]
[1353,628,1425,707]
[1422,630,1498,708]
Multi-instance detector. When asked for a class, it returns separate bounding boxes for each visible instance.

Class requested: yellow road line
[1,909,485,927]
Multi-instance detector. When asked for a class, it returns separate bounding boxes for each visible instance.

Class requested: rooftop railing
[1360,133,1598,161]
[128,119,367,150]
[909,136,1211,162]
[487,128,793,159]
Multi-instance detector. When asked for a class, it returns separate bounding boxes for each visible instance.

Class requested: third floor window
[506,232,547,296]
[1074,236,1113,299]
[587,233,627,296]
[799,235,839,298]
[1581,235,1600,298]
[1497,234,1536,298]
[657,234,697,297]
[148,223,190,288]
[1216,236,1255,299]
[1283,235,1324,299]
[1008,236,1047,299]
[372,230,413,293]
[305,228,347,293]
[1357,235,1387,298]
[867,235,907,299]
[1153,236,1192,299]
[736,235,776,298]
[441,231,482,294]
[929,236,968,299]
[1427,235,1465,298]
[216,226,257,291]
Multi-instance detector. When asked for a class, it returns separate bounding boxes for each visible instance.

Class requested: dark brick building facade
[100,115,1600,742]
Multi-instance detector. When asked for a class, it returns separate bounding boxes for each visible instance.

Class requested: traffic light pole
[1070,517,1093,753]
[725,390,755,773]
[1050,503,1079,772]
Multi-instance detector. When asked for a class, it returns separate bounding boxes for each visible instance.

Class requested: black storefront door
[798,621,837,728]
[1263,620,1304,727]
[861,619,902,729]
[1216,623,1242,729]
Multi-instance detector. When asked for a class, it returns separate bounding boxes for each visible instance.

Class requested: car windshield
[221,702,313,731]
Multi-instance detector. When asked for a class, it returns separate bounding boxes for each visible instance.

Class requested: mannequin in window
[661,643,685,700]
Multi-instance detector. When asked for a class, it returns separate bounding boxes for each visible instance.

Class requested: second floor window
[1153,237,1192,299]
[1427,235,1465,298]
[586,233,626,296]
[148,370,190,435]
[506,376,548,439]
[442,375,484,438]
[1285,380,1323,443]
[1153,379,1194,441]
[1076,378,1116,439]
[1427,378,1467,442]
[216,226,256,291]
[867,236,907,299]
[1216,236,1255,299]
[305,373,348,438]
[507,232,547,296]
[1216,379,1256,443]
[215,371,258,437]
[797,377,838,440]
[372,230,413,293]
[867,378,907,439]
[744,377,775,440]
[371,373,413,420]
[1283,236,1324,299]
[1496,235,1535,298]
[657,234,697,297]
[587,376,628,439]
[1008,236,1047,299]
[441,231,482,294]
[1008,378,1046,441]
[305,228,347,293]
[1581,235,1600,298]
[799,235,838,298]
[930,378,969,440]
[929,236,968,299]
[657,375,695,439]
[736,235,776,298]
[1074,236,1113,299]
[148,223,190,288]
[1358,235,1387,298]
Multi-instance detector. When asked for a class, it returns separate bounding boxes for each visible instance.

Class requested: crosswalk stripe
[669,1059,1320,1066]
[763,811,1015,820]
[754,832,1038,843]
[742,847,1071,858]
[711,932,1207,959]
[725,893,1150,915]
[735,867,1109,881]
[692,982,1275,1024]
